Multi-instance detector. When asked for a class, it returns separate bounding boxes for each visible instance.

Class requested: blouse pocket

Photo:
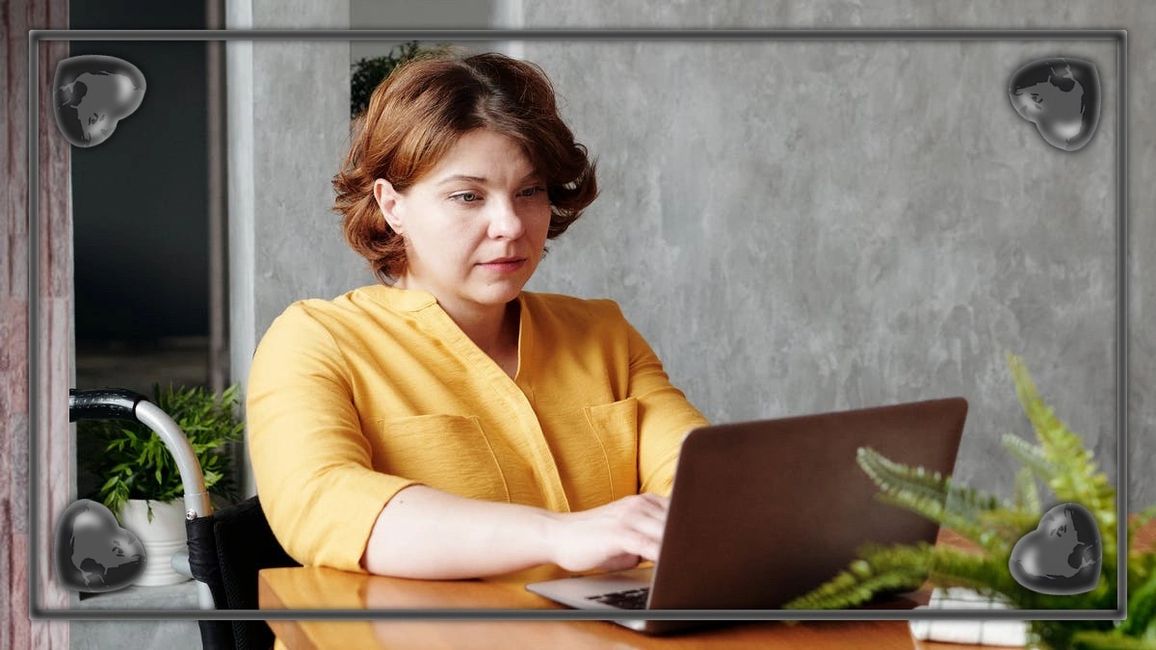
[582,397,640,501]
[373,414,510,502]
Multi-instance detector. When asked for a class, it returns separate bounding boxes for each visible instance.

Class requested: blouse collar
[356,283,438,312]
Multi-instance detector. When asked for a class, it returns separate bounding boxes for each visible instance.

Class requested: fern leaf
[1013,467,1042,514]
[1006,354,1116,528]
[874,491,1010,553]
[852,542,936,584]
[976,508,1040,541]
[857,448,950,502]
[857,448,1007,518]
[858,448,1012,551]
[1119,567,1156,637]
[1002,434,1056,484]
[784,569,928,610]
[783,543,932,610]
[926,546,1109,610]
[1007,354,1068,444]
[925,547,1026,604]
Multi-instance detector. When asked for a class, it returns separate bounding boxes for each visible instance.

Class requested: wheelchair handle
[68,388,212,519]
[68,388,148,422]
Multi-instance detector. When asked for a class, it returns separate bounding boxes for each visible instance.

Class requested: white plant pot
[118,498,190,586]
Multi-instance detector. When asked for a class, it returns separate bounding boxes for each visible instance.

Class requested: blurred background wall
[521,34,1121,504]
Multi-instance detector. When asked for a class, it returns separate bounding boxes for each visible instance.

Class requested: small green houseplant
[79,383,245,520]
[78,383,244,585]
[786,355,1156,649]
[351,40,451,117]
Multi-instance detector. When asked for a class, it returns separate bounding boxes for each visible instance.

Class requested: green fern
[1007,354,1116,532]
[1002,433,1057,484]
[788,354,1148,650]
[1014,466,1043,514]
[1117,569,1156,637]
[925,546,1024,602]
[784,542,933,610]
[975,508,1043,544]
[858,447,1017,554]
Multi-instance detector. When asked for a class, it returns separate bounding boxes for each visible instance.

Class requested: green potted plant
[78,383,244,586]
[351,40,451,118]
[786,355,1156,649]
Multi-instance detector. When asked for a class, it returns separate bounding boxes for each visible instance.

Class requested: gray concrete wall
[349,0,500,61]
[510,1,1154,509]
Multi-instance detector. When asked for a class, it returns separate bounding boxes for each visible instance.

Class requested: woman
[246,51,709,581]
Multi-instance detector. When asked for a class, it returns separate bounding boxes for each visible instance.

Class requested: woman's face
[375,129,552,313]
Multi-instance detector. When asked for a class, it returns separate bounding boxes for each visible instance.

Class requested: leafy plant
[786,354,1155,649]
[350,41,451,117]
[78,384,245,521]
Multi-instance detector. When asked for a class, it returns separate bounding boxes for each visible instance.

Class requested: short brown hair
[332,51,599,283]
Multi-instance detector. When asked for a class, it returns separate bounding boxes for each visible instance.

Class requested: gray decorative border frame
[28,28,1128,622]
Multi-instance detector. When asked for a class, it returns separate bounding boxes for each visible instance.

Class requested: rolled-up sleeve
[611,305,710,497]
[246,304,419,572]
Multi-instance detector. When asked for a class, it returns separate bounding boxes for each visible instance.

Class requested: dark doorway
[69,0,226,498]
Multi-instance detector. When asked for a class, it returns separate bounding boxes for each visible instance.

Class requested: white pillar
[227,0,367,496]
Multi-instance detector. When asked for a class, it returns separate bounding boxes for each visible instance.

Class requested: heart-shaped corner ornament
[52,55,147,148]
[1007,57,1100,152]
[55,499,147,592]
[1008,502,1101,595]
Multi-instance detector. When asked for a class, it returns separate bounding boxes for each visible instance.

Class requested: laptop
[526,397,968,634]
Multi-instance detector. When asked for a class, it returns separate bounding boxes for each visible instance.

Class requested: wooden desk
[259,565,931,649]
[259,522,1154,649]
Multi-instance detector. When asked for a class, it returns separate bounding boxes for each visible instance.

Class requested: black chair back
[187,495,299,650]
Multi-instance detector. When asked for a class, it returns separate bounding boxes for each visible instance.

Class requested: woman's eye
[450,192,481,203]
[519,186,545,198]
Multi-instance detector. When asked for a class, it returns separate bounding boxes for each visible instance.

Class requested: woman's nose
[487,199,526,240]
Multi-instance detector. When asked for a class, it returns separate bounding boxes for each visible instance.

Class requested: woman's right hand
[547,493,670,573]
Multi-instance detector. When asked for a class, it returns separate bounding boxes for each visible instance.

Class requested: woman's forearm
[359,485,560,579]
[360,485,669,579]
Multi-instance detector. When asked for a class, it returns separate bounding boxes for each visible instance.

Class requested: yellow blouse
[246,283,709,573]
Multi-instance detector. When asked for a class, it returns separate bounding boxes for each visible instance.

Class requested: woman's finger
[637,492,670,516]
[630,509,666,542]
[619,493,665,519]
[620,529,661,562]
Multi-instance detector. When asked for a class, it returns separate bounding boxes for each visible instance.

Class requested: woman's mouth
[478,258,527,273]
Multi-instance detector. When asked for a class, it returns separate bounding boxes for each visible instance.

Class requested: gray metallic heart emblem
[1008,57,1100,152]
[1008,502,1100,595]
[52,54,147,148]
[55,499,146,592]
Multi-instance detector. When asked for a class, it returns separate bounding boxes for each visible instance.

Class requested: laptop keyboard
[586,587,650,610]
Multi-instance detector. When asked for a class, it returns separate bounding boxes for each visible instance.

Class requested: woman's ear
[373,178,405,235]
